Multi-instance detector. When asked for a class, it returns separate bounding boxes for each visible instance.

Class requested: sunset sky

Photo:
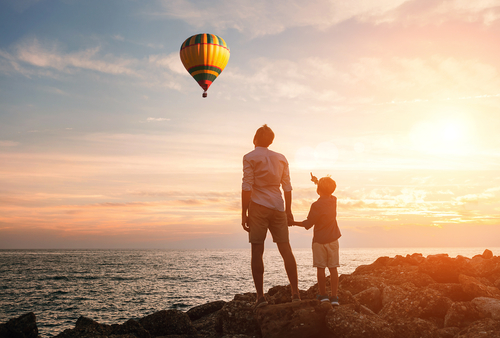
[1,0,500,249]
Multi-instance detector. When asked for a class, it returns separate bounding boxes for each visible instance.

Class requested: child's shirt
[302,195,341,244]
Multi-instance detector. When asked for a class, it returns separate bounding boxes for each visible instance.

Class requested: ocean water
[0,247,498,337]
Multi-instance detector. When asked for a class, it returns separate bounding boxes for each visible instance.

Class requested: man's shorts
[312,240,340,269]
[248,201,289,244]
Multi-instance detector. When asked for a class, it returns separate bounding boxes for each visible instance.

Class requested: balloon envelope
[179,34,230,97]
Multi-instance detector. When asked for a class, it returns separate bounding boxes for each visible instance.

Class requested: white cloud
[146,117,171,122]
[148,53,186,75]
[0,39,140,77]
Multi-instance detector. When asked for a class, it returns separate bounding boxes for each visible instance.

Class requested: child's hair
[253,124,275,147]
[318,176,336,195]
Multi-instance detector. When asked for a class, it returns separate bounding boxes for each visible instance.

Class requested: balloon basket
[202,92,207,98]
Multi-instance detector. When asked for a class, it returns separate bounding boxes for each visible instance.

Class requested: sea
[1,247,498,337]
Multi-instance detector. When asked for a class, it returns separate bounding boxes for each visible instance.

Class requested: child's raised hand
[310,172,318,185]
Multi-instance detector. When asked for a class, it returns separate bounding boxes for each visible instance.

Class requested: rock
[110,319,150,338]
[216,300,260,337]
[471,297,500,320]
[435,327,461,338]
[459,274,500,299]
[186,300,226,321]
[325,304,394,338]
[427,283,472,302]
[455,318,500,338]
[419,255,474,283]
[254,299,331,338]
[0,312,38,338]
[191,312,220,338]
[390,318,438,338]
[468,255,499,277]
[380,283,416,308]
[483,249,494,259]
[353,287,382,313]
[233,292,257,302]
[443,301,485,328]
[379,284,452,321]
[55,316,151,338]
[338,274,385,295]
[139,310,197,337]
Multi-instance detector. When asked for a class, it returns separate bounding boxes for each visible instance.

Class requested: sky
[1,0,500,249]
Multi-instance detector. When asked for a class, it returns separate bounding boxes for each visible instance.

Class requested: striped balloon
[180,34,230,98]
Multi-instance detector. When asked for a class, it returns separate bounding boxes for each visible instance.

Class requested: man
[241,124,300,308]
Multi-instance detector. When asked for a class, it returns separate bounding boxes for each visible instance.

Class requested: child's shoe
[316,294,330,302]
[330,296,339,306]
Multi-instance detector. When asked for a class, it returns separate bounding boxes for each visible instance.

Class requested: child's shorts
[312,240,340,269]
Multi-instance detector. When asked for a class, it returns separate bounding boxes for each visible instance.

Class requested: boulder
[338,274,386,295]
[390,318,438,338]
[139,310,197,337]
[266,285,308,304]
[419,255,474,283]
[379,284,452,321]
[443,301,485,328]
[467,255,499,277]
[427,283,472,302]
[191,312,220,338]
[435,327,461,338]
[459,274,500,299]
[216,300,260,337]
[54,316,150,338]
[455,318,500,338]
[254,299,331,338]
[325,304,394,338]
[0,312,38,338]
[471,297,500,320]
[353,287,382,313]
[186,301,226,321]
[483,249,494,259]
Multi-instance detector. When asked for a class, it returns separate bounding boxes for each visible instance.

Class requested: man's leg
[251,243,265,299]
[317,267,327,295]
[276,242,300,298]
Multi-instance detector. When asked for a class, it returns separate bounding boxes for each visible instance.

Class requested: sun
[410,117,471,155]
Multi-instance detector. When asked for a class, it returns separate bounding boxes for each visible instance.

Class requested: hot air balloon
[179,33,230,98]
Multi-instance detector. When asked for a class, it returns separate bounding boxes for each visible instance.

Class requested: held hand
[286,211,294,227]
[242,214,250,232]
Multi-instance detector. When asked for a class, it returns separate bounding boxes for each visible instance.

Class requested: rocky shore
[2,249,500,338]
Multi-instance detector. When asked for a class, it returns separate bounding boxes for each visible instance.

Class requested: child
[292,173,341,306]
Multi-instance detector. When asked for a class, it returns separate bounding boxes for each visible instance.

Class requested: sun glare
[410,116,472,156]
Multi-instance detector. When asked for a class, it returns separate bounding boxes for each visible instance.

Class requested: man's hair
[253,124,275,147]
[318,176,336,195]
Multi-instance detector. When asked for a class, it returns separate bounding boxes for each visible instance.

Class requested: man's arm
[284,190,294,225]
[241,190,252,232]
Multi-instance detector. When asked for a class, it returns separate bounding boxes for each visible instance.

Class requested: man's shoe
[330,296,339,306]
[292,294,301,302]
[255,296,268,309]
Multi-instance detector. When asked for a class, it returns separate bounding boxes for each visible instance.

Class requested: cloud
[156,0,499,38]
[146,117,171,122]
[157,0,407,37]
[14,39,139,76]
[148,53,187,75]
[0,140,19,147]
[380,0,500,26]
